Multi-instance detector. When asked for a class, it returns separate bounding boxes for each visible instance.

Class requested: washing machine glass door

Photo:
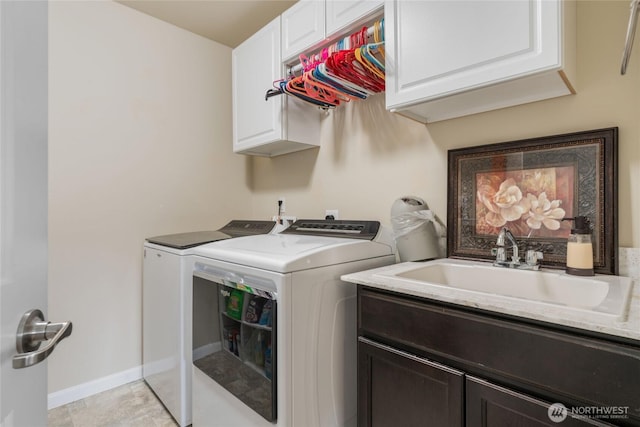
[192,270,277,422]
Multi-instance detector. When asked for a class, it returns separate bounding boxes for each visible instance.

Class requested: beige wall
[48,0,639,396]
[48,1,250,393]
[250,0,640,249]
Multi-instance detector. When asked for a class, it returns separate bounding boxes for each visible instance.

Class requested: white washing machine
[142,220,276,426]
[190,219,396,427]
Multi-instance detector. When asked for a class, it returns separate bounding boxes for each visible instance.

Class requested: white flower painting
[475,167,573,237]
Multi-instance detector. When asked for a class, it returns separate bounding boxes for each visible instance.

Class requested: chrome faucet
[492,227,543,270]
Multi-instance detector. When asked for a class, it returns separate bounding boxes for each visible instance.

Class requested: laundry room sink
[373,258,633,322]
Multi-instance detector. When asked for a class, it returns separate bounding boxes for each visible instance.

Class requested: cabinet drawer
[358,287,640,421]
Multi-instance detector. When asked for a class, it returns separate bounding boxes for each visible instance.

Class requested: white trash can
[390,196,445,262]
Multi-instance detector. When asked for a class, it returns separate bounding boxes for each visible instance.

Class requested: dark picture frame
[447,128,618,274]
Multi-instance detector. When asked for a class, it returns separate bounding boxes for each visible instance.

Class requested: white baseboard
[47,366,142,409]
[192,341,221,361]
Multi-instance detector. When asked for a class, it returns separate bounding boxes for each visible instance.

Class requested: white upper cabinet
[282,0,383,62]
[385,0,576,123]
[233,17,320,157]
[282,0,326,61]
[326,0,384,36]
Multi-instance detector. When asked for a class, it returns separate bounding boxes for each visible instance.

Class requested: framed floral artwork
[447,128,618,274]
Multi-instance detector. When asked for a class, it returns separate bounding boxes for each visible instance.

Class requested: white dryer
[191,219,396,427]
[142,220,276,426]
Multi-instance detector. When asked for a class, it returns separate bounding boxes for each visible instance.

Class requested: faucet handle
[525,249,543,266]
[492,247,506,262]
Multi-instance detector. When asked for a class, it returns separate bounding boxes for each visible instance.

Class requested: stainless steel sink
[373,258,633,321]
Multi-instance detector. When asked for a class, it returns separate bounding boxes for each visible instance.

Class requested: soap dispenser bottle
[563,216,594,276]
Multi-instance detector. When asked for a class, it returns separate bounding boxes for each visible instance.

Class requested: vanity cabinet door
[358,337,464,427]
[466,377,614,427]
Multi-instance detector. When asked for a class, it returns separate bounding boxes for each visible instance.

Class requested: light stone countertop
[343,248,640,342]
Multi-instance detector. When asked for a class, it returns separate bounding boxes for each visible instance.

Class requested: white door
[1,2,70,426]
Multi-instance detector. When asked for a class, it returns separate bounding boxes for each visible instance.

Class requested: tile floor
[48,380,177,427]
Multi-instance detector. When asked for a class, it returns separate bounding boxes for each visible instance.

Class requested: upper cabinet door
[232,17,283,151]
[232,16,321,157]
[326,0,384,36]
[282,0,325,61]
[385,0,576,123]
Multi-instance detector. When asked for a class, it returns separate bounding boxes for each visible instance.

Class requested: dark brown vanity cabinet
[357,286,640,427]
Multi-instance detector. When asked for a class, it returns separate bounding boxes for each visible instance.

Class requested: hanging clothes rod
[621,0,640,74]
[287,22,381,76]
[266,18,386,108]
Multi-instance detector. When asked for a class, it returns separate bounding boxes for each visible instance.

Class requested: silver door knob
[12,309,73,369]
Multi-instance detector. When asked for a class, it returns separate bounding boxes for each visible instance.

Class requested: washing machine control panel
[281,219,380,240]
[220,220,276,237]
